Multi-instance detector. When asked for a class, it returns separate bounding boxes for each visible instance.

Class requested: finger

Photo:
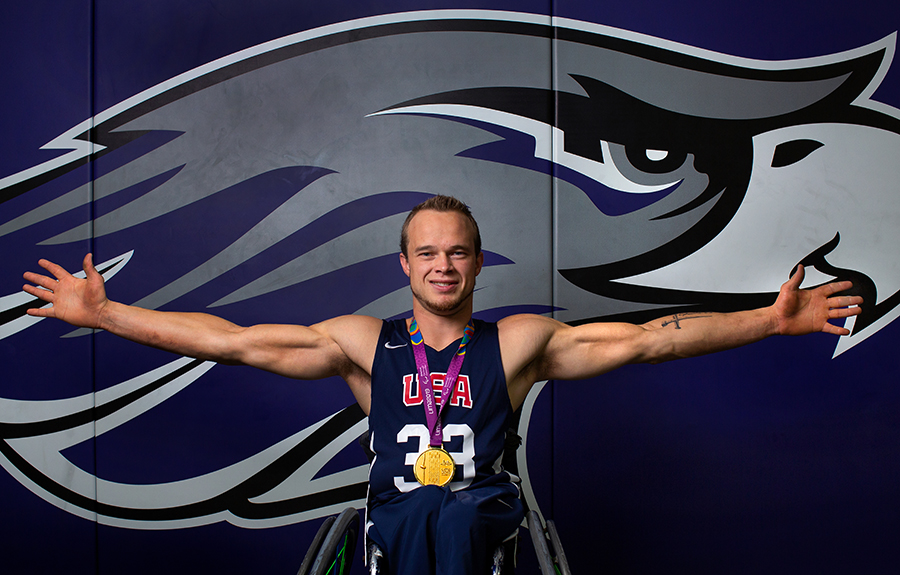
[831,295,864,308]
[26,305,54,318]
[37,258,72,281]
[22,272,59,292]
[830,305,862,319]
[820,280,854,296]
[22,283,54,301]
[23,270,49,285]
[22,283,55,314]
[821,322,851,336]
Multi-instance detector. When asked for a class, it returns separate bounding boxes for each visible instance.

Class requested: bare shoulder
[495,314,566,410]
[315,313,383,335]
[314,314,383,366]
[496,314,562,369]
[301,315,381,414]
[498,313,573,356]
[497,313,562,344]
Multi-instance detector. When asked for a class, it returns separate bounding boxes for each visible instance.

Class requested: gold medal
[414,447,456,486]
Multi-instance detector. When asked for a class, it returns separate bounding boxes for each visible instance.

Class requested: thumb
[84,253,101,280]
[786,264,805,290]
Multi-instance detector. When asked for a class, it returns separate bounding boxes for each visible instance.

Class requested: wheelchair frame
[299,506,569,575]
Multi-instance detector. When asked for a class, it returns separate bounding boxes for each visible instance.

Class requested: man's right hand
[23,253,109,330]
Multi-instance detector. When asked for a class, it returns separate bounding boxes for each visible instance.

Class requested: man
[23,195,862,575]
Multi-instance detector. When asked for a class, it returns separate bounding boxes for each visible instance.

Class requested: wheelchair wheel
[297,516,336,575]
[309,507,360,575]
[527,509,572,575]
[527,510,556,575]
[546,519,571,575]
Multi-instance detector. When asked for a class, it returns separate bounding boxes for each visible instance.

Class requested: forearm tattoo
[660,313,713,329]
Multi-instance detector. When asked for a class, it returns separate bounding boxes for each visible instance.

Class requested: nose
[435,253,454,272]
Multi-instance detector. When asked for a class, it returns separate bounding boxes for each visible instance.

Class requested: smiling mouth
[429,280,462,293]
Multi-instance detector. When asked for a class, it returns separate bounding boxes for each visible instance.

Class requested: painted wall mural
[1,2,898,573]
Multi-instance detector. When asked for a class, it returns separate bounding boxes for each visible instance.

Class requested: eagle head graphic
[1,11,897,529]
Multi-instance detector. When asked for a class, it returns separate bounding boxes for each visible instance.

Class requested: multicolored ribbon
[408,318,474,447]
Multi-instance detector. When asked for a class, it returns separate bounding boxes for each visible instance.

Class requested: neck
[410,303,473,351]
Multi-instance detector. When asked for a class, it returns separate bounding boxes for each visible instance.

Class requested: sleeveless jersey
[368,318,515,507]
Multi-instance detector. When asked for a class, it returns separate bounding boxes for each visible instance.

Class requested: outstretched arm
[502,266,862,407]
[631,265,863,362]
[23,254,381,386]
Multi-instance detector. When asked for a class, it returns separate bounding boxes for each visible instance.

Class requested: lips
[430,280,458,291]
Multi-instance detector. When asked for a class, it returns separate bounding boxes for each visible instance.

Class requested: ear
[475,251,484,276]
[399,252,411,277]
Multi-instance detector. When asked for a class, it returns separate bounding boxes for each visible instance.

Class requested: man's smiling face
[400,209,484,317]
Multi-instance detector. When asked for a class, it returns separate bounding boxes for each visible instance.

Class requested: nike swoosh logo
[384,342,408,349]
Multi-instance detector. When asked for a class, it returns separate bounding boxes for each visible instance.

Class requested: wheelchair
[525,509,571,575]
[296,507,360,575]
[297,505,568,575]
[297,428,571,575]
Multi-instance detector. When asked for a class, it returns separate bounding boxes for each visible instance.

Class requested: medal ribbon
[408,318,475,447]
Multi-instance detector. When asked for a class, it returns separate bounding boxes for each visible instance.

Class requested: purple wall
[2,1,898,573]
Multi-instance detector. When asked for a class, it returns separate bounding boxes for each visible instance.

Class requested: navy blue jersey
[368,319,515,507]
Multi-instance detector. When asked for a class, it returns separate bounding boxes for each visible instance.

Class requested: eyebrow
[414,244,470,253]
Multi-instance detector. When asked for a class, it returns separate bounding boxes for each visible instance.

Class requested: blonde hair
[399,195,482,256]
